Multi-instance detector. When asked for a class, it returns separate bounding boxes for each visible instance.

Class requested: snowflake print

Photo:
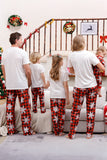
[88,112,94,119]
[7,104,12,110]
[23,117,29,124]
[89,102,94,109]
[7,113,13,120]
[87,122,92,128]
[53,116,58,123]
[53,106,58,112]
[24,127,29,133]
[8,94,13,100]
[8,124,14,130]
[20,107,26,113]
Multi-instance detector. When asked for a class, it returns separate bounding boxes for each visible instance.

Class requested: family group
[1,32,106,139]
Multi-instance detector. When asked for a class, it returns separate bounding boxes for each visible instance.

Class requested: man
[2,32,35,135]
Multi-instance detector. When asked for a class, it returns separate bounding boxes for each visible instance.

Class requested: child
[46,54,69,136]
[30,52,46,113]
[93,46,106,97]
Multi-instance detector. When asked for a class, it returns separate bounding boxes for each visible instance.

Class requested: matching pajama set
[48,68,69,135]
[2,47,32,135]
[68,50,100,139]
[93,55,105,89]
[30,63,46,113]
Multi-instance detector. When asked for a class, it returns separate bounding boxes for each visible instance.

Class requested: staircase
[21,18,107,57]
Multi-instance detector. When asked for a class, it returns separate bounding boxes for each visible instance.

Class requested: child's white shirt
[30,63,44,88]
[47,67,69,98]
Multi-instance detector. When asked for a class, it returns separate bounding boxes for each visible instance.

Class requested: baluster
[33,34,35,53]
[44,26,46,55]
[38,30,40,53]
[50,22,52,56]
[60,20,62,51]
[97,20,99,48]
[55,20,57,51]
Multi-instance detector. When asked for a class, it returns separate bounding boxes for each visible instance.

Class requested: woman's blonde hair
[50,54,63,81]
[30,52,41,64]
[96,46,106,55]
[72,35,85,51]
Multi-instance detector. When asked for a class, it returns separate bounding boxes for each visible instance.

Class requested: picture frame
[81,22,98,35]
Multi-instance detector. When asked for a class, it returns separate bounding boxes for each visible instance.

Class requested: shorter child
[93,46,106,97]
[46,54,69,136]
[30,52,46,113]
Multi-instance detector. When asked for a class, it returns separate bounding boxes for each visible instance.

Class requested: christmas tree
[0,47,6,99]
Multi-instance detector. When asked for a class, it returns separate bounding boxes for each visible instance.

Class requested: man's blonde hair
[30,52,41,64]
[72,35,85,51]
[96,46,106,55]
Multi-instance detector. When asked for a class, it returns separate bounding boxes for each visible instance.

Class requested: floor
[0,133,107,160]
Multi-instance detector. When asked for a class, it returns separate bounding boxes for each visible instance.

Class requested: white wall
[0,0,107,50]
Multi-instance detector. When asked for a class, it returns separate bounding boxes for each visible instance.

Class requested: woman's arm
[97,62,105,72]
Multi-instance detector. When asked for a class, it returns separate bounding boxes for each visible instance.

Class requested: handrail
[21,19,53,48]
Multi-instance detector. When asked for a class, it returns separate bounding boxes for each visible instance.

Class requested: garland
[63,21,75,34]
[8,15,23,27]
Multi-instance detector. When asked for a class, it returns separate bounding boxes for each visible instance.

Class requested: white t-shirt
[30,63,45,88]
[47,67,69,98]
[1,47,30,89]
[68,50,100,88]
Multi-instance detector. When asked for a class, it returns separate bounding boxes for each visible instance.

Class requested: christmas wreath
[63,22,75,34]
[8,15,23,27]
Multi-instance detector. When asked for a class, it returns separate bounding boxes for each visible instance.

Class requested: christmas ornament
[8,15,23,27]
[63,21,75,34]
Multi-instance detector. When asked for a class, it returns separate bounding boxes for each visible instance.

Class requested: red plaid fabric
[50,98,65,135]
[31,87,46,113]
[68,86,97,139]
[6,89,32,135]
[93,55,105,89]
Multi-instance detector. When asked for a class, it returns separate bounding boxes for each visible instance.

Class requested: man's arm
[1,65,6,80]
[23,64,31,87]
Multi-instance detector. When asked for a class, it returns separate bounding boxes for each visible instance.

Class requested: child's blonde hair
[96,46,106,55]
[50,54,63,81]
[72,35,85,51]
[30,52,41,64]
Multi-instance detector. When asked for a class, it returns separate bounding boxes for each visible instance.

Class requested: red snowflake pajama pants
[68,86,97,139]
[50,98,65,135]
[31,87,46,113]
[6,89,32,135]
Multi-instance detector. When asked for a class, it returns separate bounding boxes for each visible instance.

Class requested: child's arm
[45,81,50,89]
[1,65,5,80]
[63,81,70,105]
[68,67,75,74]
[41,72,46,88]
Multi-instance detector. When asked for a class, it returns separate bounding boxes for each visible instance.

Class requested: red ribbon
[100,35,107,43]
[7,25,10,29]
[24,22,28,26]
[29,33,32,39]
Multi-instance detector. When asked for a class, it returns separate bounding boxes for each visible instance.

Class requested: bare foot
[59,132,65,136]
[86,135,93,139]
[32,131,36,135]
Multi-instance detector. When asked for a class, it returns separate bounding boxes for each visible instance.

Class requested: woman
[67,35,105,139]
